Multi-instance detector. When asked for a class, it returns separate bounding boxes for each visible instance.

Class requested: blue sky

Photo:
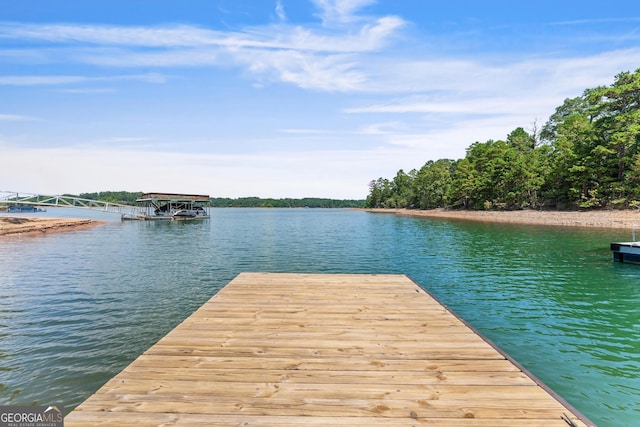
[2,1,640,198]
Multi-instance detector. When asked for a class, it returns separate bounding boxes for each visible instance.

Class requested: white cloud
[239,50,366,91]
[107,137,150,144]
[345,95,553,116]
[0,23,219,47]
[359,47,640,95]
[80,48,221,67]
[0,113,33,121]
[275,1,287,22]
[341,47,640,143]
[279,128,334,134]
[55,88,116,94]
[272,15,405,52]
[358,121,405,135]
[311,0,377,24]
[0,75,90,85]
[0,19,403,53]
[0,73,167,86]
[0,14,405,92]
[551,17,640,26]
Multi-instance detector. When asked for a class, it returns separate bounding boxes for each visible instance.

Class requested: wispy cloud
[79,48,221,67]
[0,11,404,92]
[357,121,406,135]
[275,1,287,22]
[0,75,91,85]
[0,19,403,53]
[0,73,167,86]
[238,49,366,91]
[55,87,116,94]
[0,23,220,47]
[340,47,640,123]
[0,113,33,121]
[551,17,640,26]
[311,0,377,24]
[279,128,334,134]
[108,136,150,143]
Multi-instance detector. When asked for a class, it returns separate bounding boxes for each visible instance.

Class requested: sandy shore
[0,216,102,236]
[365,208,640,229]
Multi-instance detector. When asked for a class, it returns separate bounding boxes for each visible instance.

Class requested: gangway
[0,191,139,219]
[0,191,211,221]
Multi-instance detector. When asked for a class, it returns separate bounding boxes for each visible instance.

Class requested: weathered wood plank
[95,379,551,400]
[129,354,522,372]
[106,367,536,386]
[65,273,592,427]
[142,345,505,360]
[73,395,573,419]
[66,412,582,427]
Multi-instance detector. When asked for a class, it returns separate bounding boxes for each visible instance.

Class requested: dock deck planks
[66,272,593,426]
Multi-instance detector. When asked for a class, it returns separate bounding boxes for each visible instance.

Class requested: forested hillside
[366,69,640,210]
[73,192,364,208]
[209,197,364,208]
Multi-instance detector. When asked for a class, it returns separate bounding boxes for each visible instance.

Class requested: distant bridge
[0,191,138,218]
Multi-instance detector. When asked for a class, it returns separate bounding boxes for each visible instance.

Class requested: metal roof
[138,193,210,202]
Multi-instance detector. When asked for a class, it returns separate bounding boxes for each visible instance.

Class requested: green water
[0,208,638,426]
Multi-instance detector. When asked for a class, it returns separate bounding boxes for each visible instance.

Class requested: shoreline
[364,208,640,230]
[0,216,103,236]
[3,209,639,236]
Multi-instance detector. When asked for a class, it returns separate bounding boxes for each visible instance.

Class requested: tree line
[209,197,364,208]
[73,192,365,208]
[366,69,640,210]
[72,191,141,205]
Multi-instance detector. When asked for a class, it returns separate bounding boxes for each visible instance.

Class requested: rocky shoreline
[365,208,640,229]
[0,216,101,236]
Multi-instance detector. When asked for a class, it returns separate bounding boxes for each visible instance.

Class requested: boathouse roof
[138,192,210,202]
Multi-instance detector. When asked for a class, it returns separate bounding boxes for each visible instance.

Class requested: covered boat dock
[124,192,210,221]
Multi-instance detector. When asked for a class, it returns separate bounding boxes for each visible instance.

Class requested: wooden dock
[66,273,594,426]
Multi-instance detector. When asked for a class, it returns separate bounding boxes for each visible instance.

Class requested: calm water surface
[0,208,638,426]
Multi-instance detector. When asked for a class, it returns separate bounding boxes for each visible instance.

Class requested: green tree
[507,127,536,152]
[413,159,454,209]
[387,169,414,208]
[542,98,589,207]
[449,158,475,208]
[365,178,391,208]
[460,139,512,208]
[541,69,640,208]
[587,69,640,206]
[541,96,591,144]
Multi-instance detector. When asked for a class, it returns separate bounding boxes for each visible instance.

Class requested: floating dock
[610,241,640,264]
[66,273,594,426]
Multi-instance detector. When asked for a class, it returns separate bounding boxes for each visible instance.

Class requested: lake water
[0,208,638,426]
